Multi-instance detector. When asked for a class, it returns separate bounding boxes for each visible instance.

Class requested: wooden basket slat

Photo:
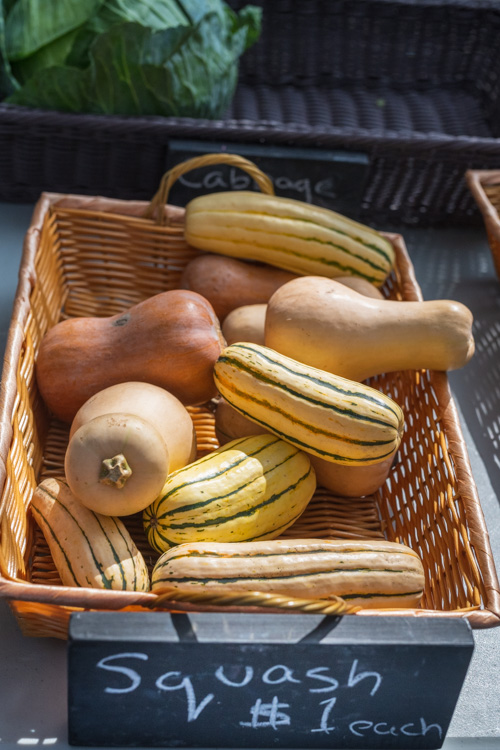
[0,191,498,638]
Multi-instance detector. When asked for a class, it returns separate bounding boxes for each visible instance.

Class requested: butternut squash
[65,382,197,516]
[66,413,169,516]
[220,277,383,348]
[334,276,384,299]
[214,397,395,497]
[265,276,475,382]
[36,289,226,423]
[180,254,298,320]
[222,304,266,346]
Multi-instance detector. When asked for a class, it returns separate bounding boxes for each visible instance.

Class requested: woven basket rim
[2,103,500,156]
[0,190,499,629]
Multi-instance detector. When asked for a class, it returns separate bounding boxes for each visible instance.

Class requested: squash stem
[99,454,132,489]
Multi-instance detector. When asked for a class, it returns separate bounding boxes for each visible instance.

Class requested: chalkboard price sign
[68,612,473,749]
[164,140,370,218]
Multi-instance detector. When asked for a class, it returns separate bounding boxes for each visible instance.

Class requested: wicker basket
[3,0,500,225]
[0,154,499,640]
[466,170,500,279]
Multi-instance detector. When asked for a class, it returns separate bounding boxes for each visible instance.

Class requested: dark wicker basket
[2,0,500,225]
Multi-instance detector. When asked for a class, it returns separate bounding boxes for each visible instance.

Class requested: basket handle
[146,153,275,226]
[145,587,361,615]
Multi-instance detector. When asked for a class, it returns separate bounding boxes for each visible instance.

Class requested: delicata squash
[151,538,425,610]
[143,434,316,553]
[184,192,395,285]
[31,478,150,591]
[214,397,396,497]
[213,343,404,466]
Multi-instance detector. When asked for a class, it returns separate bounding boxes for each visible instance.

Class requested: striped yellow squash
[143,434,316,554]
[184,191,395,285]
[31,477,150,591]
[151,538,425,610]
[213,343,404,466]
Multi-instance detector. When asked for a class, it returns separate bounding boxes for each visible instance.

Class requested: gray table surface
[0,203,499,750]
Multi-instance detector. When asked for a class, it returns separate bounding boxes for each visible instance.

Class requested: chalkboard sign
[165,140,370,218]
[68,612,473,749]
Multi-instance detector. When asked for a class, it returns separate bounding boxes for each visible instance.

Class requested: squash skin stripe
[187,229,386,282]
[93,514,128,590]
[164,545,421,563]
[244,510,307,541]
[158,435,257,488]
[154,569,421,585]
[108,514,146,591]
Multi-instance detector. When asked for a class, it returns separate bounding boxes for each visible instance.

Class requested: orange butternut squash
[180,253,298,320]
[36,290,225,422]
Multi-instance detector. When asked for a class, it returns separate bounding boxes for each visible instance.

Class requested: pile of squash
[31,190,475,611]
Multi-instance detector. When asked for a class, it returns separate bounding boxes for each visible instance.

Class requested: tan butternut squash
[214,397,395,497]
[66,413,169,516]
[65,382,197,516]
[36,289,226,423]
[222,304,267,346]
[220,277,383,348]
[180,254,298,320]
[214,396,261,446]
[265,276,475,382]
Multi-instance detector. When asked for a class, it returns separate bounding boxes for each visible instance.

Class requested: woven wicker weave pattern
[0,189,499,638]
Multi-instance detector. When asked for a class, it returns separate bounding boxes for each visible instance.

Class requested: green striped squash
[143,434,316,554]
[184,191,395,285]
[213,343,404,466]
[30,477,150,591]
[151,538,425,610]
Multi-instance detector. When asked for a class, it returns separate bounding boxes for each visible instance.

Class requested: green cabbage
[1,0,261,116]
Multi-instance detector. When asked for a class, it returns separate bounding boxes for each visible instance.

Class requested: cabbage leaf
[4,0,261,117]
